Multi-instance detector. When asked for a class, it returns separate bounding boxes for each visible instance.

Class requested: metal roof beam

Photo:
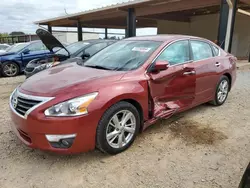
[136,0,221,16]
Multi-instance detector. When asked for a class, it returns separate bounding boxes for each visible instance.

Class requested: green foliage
[0,33,9,37]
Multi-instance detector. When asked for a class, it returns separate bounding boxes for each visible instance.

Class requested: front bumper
[10,105,99,154]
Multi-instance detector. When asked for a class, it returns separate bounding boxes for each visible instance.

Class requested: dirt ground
[0,69,250,188]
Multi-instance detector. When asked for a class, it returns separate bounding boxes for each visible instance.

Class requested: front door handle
[183,70,195,75]
[215,62,221,67]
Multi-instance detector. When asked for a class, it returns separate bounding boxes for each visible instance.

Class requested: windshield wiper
[84,65,113,70]
[115,57,141,71]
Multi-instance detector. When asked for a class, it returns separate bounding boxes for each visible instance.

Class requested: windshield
[56,41,90,56]
[84,40,161,71]
[7,43,29,53]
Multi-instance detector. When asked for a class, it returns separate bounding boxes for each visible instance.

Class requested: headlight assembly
[44,92,98,117]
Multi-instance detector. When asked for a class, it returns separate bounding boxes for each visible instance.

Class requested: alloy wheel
[3,64,18,77]
[217,80,229,103]
[106,110,136,149]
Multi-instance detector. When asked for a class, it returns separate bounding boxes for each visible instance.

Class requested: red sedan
[9,35,236,154]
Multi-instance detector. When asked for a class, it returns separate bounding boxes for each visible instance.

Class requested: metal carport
[35,0,250,54]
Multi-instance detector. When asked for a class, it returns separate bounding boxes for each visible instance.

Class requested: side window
[27,42,46,52]
[85,43,108,56]
[212,45,219,56]
[156,40,190,66]
[190,41,213,61]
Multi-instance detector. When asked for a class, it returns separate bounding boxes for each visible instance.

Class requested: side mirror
[22,49,30,54]
[81,52,90,59]
[153,61,169,72]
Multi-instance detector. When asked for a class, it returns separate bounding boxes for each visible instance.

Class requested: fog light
[46,134,76,149]
[61,139,70,146]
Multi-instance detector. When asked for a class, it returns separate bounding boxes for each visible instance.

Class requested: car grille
[25,67,35,72]
[15,96,42,116]
[10,90,54,118]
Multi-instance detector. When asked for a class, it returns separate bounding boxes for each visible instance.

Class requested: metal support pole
[217,0,229,49]
[105,28,108,39]
[77,20,83,41]
[48,25,52,33]
[228,0,239,53]
[224,0,233,52]
[126,8,136,38]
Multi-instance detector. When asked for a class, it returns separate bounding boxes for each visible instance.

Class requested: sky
[0,0,156,36]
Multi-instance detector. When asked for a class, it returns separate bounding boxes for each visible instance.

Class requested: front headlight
[10,88,18,108]
[45,63,53,68]
[44,92,98,117]
[36,64,49,71]
[37,62,56,71]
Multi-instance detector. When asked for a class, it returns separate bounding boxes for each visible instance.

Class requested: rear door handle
[183,70,195,75]
[215,62,221,67]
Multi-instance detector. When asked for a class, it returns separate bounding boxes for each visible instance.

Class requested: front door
[147,40,196,119]
[21,42,50,67]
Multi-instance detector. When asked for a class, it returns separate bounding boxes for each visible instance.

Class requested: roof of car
[0,44,10,46]
[78,39,116,43]
[125,35,203,42]
[29,40,42,43]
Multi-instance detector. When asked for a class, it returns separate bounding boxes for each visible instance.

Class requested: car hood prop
[36,28,70,56]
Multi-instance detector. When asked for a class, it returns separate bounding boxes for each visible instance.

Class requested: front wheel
[211,75,230,106]
[96,101,140,155]
[1,62,19,77]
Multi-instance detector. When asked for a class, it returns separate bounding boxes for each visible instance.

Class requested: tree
[9,31,25,36]
[0,33,9,37]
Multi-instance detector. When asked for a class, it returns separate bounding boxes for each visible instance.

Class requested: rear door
[189,40,219,104]
[147,40,196,119]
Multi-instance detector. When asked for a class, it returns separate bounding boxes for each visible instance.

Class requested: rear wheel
[1,62,19,77]
[96,101,140,155]
[211,75,230,106]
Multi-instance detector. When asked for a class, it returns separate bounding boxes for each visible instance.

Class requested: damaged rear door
[147,40,196,119]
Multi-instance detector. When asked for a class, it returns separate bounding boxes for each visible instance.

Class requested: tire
[210,75,230,106]
[96,101,140,155]
[1,62,19,77]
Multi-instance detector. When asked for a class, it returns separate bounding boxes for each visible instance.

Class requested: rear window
[56,42,89,56]
[85,42,108,56]
[190,40,213,61]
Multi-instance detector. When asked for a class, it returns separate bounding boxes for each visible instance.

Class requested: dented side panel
[147,64,196,120]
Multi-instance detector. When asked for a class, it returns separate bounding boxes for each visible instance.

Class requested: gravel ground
[0,70,250,188]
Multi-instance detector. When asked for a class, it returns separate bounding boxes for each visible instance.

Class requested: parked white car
[0,44,10,54]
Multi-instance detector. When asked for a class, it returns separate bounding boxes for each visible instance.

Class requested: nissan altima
[9,35,236,154]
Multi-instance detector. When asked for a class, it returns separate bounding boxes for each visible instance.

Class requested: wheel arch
[98,94,148,132]
[0,60,21,76]
[1,60,21,71]
[122,99,144,132]
[223,72,232,91]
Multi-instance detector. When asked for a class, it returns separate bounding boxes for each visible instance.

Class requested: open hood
[36,28,70,56]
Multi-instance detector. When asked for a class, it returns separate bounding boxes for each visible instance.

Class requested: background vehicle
[0,44,10,54]
[0,41,52,77]
[24,28,116,78]
[10,35,236,155]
